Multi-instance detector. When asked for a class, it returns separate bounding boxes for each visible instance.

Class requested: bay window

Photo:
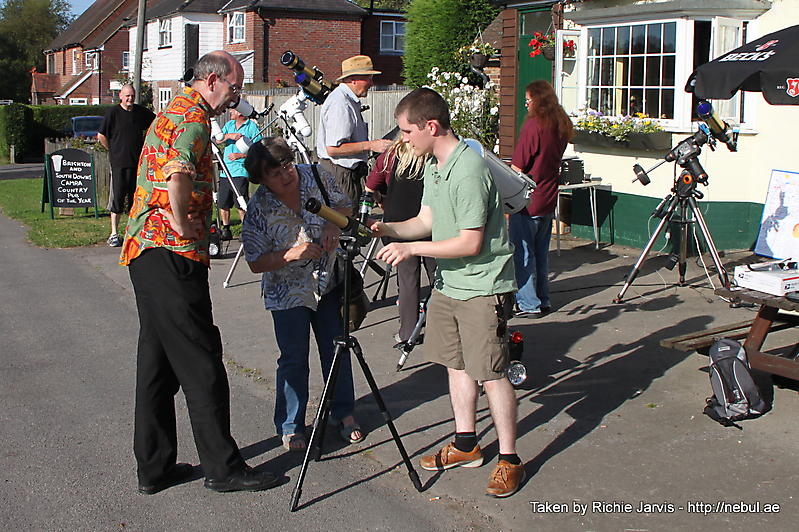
[558,16,750,130]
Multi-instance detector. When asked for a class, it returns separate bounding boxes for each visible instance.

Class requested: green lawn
[0,176,244,248]
[0,177,120,248]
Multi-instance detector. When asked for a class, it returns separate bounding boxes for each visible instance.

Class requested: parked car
[65,115,103,140]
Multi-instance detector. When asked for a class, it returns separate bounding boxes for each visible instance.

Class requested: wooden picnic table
[662,287,799,380]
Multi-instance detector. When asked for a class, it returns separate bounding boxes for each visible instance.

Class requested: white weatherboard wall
[129,14,223,83]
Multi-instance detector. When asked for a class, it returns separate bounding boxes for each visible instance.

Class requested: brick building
[32,0,149,105]
[34,0,410,107]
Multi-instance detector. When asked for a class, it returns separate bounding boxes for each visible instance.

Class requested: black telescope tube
[697,100,737,152]
[305,197,373,246]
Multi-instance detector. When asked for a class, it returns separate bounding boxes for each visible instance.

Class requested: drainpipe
[471,65,489,87]
[133,0,146,104]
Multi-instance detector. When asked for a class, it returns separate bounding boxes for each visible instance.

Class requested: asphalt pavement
[0,163,44,181]
[2,193,799,530]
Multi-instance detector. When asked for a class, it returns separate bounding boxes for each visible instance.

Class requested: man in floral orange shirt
[121,51,280,494]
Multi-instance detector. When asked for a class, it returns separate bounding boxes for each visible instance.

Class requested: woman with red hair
[510,81,573,317]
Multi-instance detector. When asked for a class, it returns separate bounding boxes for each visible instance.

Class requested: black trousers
[129,248,245,483]
[396,255,437,341]
[108,166,137,214]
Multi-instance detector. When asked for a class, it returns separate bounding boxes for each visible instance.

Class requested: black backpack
[703,338,768,427]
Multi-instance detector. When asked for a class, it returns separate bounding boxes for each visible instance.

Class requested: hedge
[0,104,112,161]
[0,103,31,160]
[403,0,499,87]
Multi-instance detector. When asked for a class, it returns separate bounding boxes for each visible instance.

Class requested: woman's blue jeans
[270,285,355,436]
[509,212,553,312]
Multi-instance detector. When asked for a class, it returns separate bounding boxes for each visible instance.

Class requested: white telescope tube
[463,139,536,214]
[210,119,224,142]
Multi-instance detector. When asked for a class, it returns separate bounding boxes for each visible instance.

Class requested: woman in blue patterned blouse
[241,137,363,452]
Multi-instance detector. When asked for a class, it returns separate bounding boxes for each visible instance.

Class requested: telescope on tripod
[290,197,422,511]
[614,101,737,303]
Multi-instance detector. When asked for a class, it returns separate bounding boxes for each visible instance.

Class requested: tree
[402,0,498,87]
[0,33,29,101]
[353,0,411,10]
[0,0,73,102]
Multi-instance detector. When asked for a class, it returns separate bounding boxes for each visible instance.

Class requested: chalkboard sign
[43,148,98,219]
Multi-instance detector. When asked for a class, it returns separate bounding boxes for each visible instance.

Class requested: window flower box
[572,130,672,152]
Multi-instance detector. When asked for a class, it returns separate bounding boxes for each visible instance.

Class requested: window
[159,88,172,111]
[563,16,753,130]
[584,22,677,119]
[72,49,79,73]
[70,98,88,105]
[47,54,55,74]
[380,21,405,54]
[556,29,582,115]
[85,51,95,70]
[121,51,129,71]
[707,17,744,124]
[159,19,172,47]
[228,12,245,43]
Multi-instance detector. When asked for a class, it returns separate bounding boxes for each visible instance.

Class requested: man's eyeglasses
[218,77,242,95]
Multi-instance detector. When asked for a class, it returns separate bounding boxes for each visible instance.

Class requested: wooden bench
[661,287,799,380]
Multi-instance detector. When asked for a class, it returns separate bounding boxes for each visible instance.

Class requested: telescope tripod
[614,170,729,303]
[290,235,422,511]
[210,143,251,288]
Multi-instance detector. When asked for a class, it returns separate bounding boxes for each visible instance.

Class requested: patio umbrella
[686,23,799,105]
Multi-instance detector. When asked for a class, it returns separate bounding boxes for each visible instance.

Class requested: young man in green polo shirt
[371,87,524,498]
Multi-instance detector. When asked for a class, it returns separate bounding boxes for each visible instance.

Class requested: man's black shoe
[138,463,194,495]
[221,226,233,240]
[204,466,281,493]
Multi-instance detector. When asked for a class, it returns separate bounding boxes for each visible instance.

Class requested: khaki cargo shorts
[424,290,514,382]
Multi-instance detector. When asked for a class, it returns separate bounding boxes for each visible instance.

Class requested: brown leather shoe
[485,460,526,497]
[420,442,483,471]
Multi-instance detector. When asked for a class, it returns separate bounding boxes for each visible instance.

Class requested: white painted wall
[563,0,799,207]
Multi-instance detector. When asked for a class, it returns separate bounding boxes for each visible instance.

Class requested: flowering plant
[574,109,664,142]
[455,41,498,62]
[426,67,499,152]
[563,39,576,57]
[528,32,556,57]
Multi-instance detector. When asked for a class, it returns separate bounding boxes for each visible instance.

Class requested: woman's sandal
[337,420,365,444]
[281,433,307,452]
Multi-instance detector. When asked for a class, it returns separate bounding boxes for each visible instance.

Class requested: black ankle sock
[223,224,230,229]
[498,453,521,465]
[453,432,477,452]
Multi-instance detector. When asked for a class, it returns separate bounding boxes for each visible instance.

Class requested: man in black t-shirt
[97,84,155,247]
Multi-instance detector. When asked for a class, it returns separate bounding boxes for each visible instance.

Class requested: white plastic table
[554,180,608,255]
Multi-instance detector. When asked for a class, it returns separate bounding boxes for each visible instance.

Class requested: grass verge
[0,176,244,248]
[0,177,122,248]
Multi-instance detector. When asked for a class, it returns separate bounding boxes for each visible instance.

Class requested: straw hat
[337,55,381,81]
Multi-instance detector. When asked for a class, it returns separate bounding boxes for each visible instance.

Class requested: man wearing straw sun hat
[317,55,393,204]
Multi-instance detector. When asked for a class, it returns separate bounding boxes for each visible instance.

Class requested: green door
[516,8,554,133]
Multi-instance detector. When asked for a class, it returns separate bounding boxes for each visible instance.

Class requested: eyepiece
[281,51,300,69]
[305,197,322,214]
